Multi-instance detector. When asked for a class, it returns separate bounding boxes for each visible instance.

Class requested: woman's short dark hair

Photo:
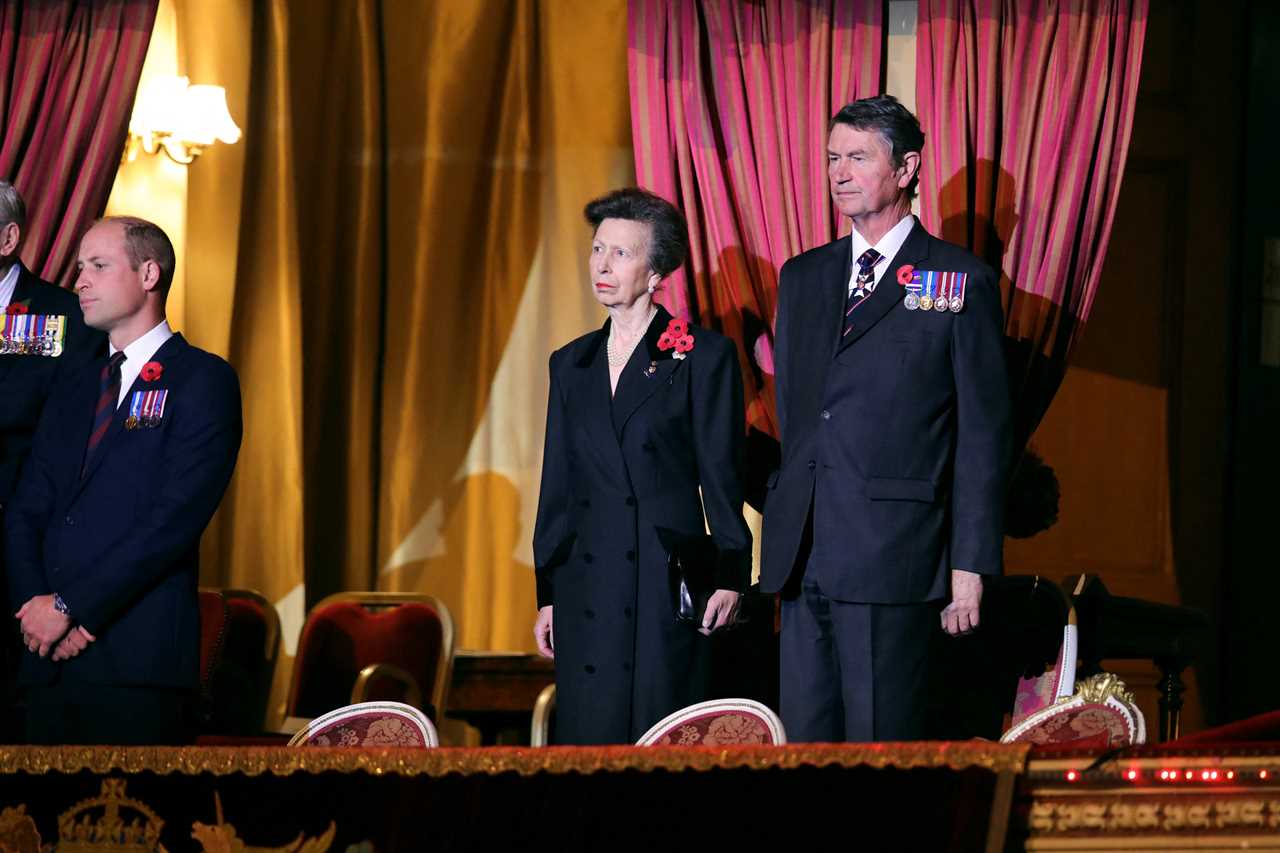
[829,95,925,198]
[583,187,688,278]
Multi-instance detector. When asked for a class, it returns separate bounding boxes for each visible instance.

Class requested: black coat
[0,264,104,507]
[762,219,1012,601]
[533,305,752,744]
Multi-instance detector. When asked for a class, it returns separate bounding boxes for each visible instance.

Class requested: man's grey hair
[0,181,26,231]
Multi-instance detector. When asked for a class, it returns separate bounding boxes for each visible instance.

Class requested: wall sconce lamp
[125,75,242,165]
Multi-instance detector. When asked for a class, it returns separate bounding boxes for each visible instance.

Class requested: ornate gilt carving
[1031,797,1280,835]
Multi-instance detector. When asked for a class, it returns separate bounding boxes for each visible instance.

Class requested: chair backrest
[288,700,439,748]
[636,698,786,746]
[197,589,229,695]
[204,587,282,734]
[287,592,455,723]
[352,662,423,709]
[530,683,556,747]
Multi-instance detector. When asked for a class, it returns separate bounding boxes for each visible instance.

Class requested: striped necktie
[82,351,126,477]
[844,248,883,337]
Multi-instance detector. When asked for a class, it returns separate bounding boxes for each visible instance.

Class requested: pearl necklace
[607,307,657,368]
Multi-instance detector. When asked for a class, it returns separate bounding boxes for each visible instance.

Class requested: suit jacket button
[807,460,817,470]
[624,607,632,618]
[622,662,632,672]
[583,553,594,564]
[820,409,831,420]
[584,664,596,674]
[579,499,590,508]
[642,442,655,452]
[625,550,636,561]
[625,496,636,507]
[64,515,74,526]
[584,608,595,619]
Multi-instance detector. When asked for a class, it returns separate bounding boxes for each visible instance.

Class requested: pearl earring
[647,283,656,294]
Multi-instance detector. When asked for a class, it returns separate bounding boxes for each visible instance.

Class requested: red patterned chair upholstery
[288,700,439,748]
[636,698,786,746]
[287,593,454,724]
[1001,585,1147,749]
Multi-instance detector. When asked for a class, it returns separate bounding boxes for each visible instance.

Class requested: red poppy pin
[4,301,28,315]
[140,361,164,382]
[656,318,695,360]
[896,265,916,286]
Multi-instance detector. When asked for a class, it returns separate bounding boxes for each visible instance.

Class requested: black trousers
[780,563,939,743]
[23,677,194,746]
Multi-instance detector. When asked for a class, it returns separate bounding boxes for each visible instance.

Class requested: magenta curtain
[0,0,157,287]
[916,0,1148,450]
[628,0,882,441]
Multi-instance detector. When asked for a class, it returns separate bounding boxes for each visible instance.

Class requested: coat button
[583,552,594,564]
[642,442,655,452]
[580,499,590,508]
[625,496,636,507]
[807,460,817,470]
[821,409,831,420]
[622,662,632,672]
[624,607,632,618]
[584,664,596,674]
[584,608,595,619]
[64,515,74,526]
[625,550,636,561]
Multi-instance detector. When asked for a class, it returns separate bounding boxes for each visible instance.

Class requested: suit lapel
[74,334,186,496]
[610,305,680,436]
[836,219,931,354]
[570,326,630,481]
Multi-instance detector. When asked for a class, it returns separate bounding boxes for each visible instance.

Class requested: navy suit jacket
[0,264,104,507]
[761,218,1011,603]
[5,332,242,689]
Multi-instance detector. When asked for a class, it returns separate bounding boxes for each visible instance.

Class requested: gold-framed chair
[286,592,454,724]
[530,683,556,747]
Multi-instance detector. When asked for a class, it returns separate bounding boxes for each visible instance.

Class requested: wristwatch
[52,593,71,617]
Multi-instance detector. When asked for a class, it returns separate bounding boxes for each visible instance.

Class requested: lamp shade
[174,85,241,146]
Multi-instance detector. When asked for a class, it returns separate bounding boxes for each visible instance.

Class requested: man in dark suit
[0,181,104,737]
[7,216,241,744]
[761,96,1011,742]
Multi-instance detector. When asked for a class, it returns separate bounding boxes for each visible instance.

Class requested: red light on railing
[1210,771,1220,781]
[1201,770,1212,781]
[1126,770,1139,781]
[1185,770,1194,780]
[1261,770,1270,780]
[1065,770,1079,782]
[1159,770,1171,781]
[1227,771,1235,780]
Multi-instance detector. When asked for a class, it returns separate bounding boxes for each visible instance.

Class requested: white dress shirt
[847,214,917,296]
[111,320,174,408]
[0,263,19,310]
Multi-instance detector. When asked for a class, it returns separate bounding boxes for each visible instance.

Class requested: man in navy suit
[0,181,104,737]
[761,96,1011,742]
[7,216,241,744]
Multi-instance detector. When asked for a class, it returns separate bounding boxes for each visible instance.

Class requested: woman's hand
[534,605,555,658]
[699,590,742,636]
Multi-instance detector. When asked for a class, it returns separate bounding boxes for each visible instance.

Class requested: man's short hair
[101,216,176,294]
[583,187,689,278]
[0,181,27,231]
[830,95,926,198]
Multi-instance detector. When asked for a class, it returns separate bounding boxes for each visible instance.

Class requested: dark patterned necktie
[844,248,883,337]
[82,351,126,477]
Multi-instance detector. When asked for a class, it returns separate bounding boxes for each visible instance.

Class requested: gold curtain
[199,0,634,674]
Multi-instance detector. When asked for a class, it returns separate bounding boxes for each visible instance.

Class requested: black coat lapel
[74,334,186,495]
[837,219,931,353]
[570,326,631,482]
[610,305,681,436]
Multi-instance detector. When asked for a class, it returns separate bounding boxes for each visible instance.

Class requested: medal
[919,271,935,312]
[949,273,967,313]
[904,292,920,310]
[125,415,139,430]
[934,273,950,312]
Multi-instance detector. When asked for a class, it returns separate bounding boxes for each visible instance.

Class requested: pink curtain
[916,0,1148,450]
[0,0,157,286]
[628,0,882,441]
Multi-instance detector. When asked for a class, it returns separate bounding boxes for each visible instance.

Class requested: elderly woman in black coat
[532,187,752,745]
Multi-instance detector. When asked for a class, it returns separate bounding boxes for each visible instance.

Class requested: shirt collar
[850,214,916,266]
[111,319,174,363]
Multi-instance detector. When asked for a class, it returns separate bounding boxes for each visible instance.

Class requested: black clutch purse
[657,528,718,625]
